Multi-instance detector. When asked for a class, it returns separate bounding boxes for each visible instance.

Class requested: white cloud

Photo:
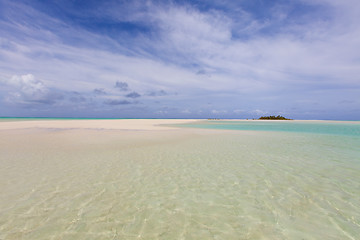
[252,109,266,116]
[154,4,231,43]
[3,1,359,95]
[233,109,243,114]
[1,74,62,105]
[0,0,359,118]
[181,109,191,114]
[211,109,227,114]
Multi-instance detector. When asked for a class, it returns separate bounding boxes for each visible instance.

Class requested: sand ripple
[0,129,359,239]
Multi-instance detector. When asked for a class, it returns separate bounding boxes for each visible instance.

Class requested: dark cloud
[196,69,206,75]
[25,92,64,105]
[126,91,141,98]
[114,81,129,91]
[105,99,132,105]
[339,100,355,104]
[196,69,211,77]
[69,92,86,102]
[147,90,167,96]
[93,88,107,95]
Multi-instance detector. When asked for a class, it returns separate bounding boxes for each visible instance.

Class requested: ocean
[0,120,359,239]
[174,120,360,137]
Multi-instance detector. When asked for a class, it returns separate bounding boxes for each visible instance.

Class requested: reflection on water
[0,127,359,239]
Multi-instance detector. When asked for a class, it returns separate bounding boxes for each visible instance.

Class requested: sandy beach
[0,119,210,239]
[1,119,359,239]
[0,119,201,131]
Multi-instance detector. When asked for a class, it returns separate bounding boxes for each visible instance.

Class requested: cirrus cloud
[0,0,359,119]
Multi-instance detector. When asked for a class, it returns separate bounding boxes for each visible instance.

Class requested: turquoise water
[176,120,360,137]
[1,120,359,239]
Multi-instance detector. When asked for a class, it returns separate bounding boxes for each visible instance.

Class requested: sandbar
[0,119,201,131]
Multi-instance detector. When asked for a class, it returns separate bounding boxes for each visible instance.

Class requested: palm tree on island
[258,115,292,120]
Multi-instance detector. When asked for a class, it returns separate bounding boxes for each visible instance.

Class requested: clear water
[0,121,359,239]
[175,120,360,137]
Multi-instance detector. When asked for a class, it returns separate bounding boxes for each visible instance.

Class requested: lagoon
[0,119,359,239]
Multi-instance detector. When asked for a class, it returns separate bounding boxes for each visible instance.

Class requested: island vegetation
[258,115,292,120]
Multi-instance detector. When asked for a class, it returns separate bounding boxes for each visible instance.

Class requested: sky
[0,0,359,120]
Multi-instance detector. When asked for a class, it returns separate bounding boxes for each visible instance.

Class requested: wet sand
[1,119,359,239]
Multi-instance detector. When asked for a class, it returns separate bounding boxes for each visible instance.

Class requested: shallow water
[0,122,360,239]
[175,120,360,137]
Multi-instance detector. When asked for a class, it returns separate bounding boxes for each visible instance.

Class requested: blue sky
[0,0,359,119]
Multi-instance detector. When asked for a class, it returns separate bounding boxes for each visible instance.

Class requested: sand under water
[0,119,359,239]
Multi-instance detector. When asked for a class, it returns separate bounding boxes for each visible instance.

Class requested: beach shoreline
[1,119,359,239]
[1,118,358,132]
[0,119,203,131]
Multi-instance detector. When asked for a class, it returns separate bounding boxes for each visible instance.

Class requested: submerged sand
[1,119,359,239]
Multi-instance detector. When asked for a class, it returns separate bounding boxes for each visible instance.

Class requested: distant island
[258,115,292,120]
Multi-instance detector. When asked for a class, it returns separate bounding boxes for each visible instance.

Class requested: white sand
[1,119,359,239]
[0,119,201,131]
